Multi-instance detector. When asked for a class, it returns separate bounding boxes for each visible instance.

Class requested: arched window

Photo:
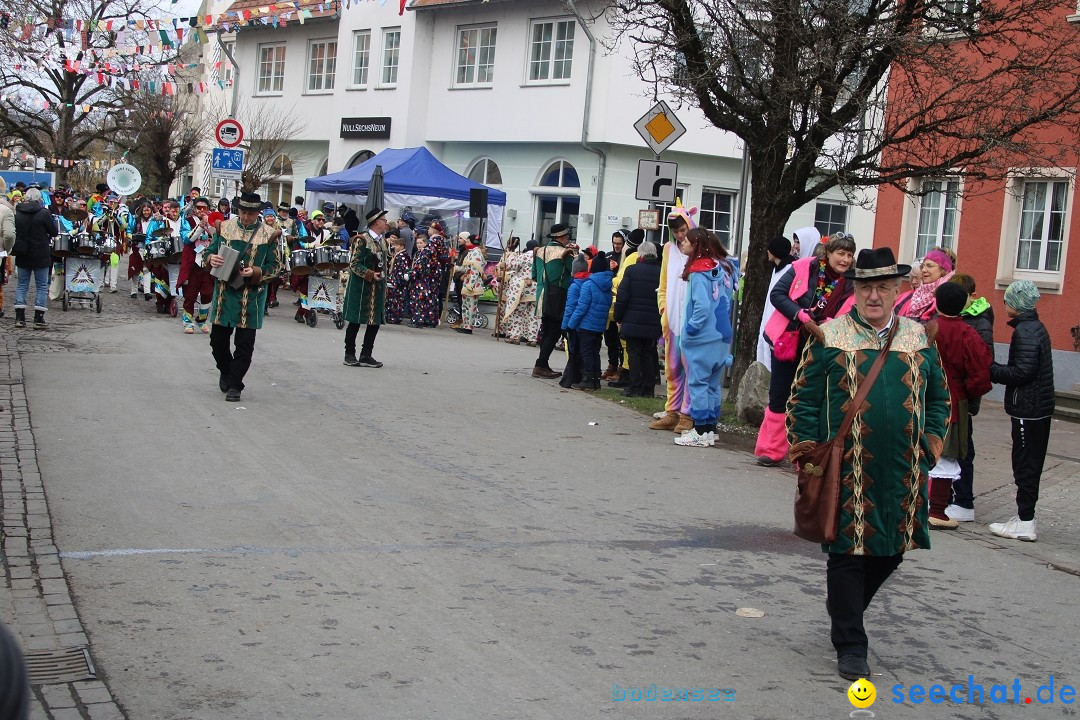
[467,158,502,185]
[347,150,375,169]
[318,158,329,176]
[533,160,580,240]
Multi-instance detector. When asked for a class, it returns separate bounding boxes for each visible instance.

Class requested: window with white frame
[352,31,371,87]
[213,40,235,85]
[657,188,688,238]
[308,39,337,92]
[1015,179,1069,273]
[381,28,401,86]
[814,202,848,238]
[256,43,286,94]
[700,189,736,247]
[528,18,575,83]
[455,25,497,87]
[923,0,980,37]
[914,179,960,259]
[467,158,502,185]
[213,177,229,198]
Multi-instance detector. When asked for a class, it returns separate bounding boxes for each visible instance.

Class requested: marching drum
[75,232,97,254]
[290,249,314,275]
[145,238,170,265]
[329,248,350,270]
[52,234,75,257]
[167,236,184,263]
[100,237,118,254]
[312,246,336,270]
[131,232,147,249]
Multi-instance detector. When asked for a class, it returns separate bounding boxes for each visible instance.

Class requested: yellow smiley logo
[847,678,876,708]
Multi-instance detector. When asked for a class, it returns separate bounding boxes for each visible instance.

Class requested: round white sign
[106,163,142,196]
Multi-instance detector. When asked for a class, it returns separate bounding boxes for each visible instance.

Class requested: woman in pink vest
[754,231,857,466]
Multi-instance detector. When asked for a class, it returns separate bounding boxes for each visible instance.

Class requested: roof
[211,0,339,31]
[409,0,513,10]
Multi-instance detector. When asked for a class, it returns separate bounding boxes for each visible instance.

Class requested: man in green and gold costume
[204,192,283,402]
[341,207,391,368]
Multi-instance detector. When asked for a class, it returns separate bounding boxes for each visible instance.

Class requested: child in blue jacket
[558,252,590,388]
[676,229,737,447]
[568,252,614,389]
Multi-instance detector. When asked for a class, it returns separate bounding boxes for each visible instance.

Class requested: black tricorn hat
[843,247,911,280]
[237,192,263,211]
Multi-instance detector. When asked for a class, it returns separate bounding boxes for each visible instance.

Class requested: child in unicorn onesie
[675,228,738,448]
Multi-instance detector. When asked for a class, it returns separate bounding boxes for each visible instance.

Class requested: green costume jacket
[342,229,387,325]
[531,241,573,318]
[787,311,951,556]
[202,218,283,330]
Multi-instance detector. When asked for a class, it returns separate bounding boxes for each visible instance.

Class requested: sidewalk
[1,333,126,720]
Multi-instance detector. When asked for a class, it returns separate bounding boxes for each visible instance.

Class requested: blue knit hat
[1003,280,1040,312]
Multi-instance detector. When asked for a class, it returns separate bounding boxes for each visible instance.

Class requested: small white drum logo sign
[106,164,142,196]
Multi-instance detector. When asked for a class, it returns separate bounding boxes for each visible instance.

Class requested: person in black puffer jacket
[613,241,662,397]
[12,187,58,328]
[988,280,1055,543]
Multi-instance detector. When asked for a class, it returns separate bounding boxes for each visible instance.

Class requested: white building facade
[200,0,876,252]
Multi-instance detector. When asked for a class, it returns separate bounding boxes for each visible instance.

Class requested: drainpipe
[565,0,606,248]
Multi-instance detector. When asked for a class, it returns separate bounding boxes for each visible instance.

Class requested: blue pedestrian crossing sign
[211,148,245,180]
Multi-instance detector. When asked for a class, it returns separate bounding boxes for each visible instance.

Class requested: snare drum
[75,232,97,254]
[329,248,350,270]
[100,238,118,254]
[52,234,75,258]
[290,249,314,276]
[145,239,170,265]
[312,246,336,270]
[131,233,147,249]
[167,236,184,263]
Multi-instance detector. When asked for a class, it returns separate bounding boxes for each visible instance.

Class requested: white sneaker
[988,516,1037,542]
[675,429,712,447]
[945,504,975,522]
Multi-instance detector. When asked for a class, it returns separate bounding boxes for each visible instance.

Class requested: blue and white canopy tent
[305,147,507,249]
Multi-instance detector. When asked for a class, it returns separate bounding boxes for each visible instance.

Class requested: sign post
[633,101,687,242]
[211,148,245,182]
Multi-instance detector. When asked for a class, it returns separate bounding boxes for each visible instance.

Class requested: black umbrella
[363,164,385,230]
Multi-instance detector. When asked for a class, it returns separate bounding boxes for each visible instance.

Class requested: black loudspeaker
[470,188,488,218]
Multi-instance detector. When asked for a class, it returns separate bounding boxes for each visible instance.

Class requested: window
[381,28,401,86]
[467,158,502,185]
[699,189,736,247]
[814,202,848,238]
[213,177,230,198]
[455,25,497,87]
[914,179,960,259]
[307,39,337,92]
[352,31,371,87]
[1016,180,1068,272]
[923,0,979,37]
[528,19,575,83]
[534,160,580,239]
[657,188,687,239]
[261,154,293,208]
[256,43,286,94]
[213,40,235,85]
[347,150,375,168]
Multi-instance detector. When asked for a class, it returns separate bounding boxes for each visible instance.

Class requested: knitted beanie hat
[767,235,792,259]
[571,252,589,275]
[589,251,608,274]
[1003,280,1040,312]
[934,281,968,317]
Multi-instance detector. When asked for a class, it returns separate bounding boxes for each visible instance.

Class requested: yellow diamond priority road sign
[634,100,687,155]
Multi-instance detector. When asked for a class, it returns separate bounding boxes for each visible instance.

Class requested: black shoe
[225,389,241,402]
[293,298,301,306]
[295,311,305,323]
[408,322,423,329]
[130,292,137,299]
[145,293,152,301]
[357,355,383,368]
[343,355,361,366]
[622,388,645,397]
[837,655,870,681]
[756,456,781,467]
[456,327,472,334]
[269,300,279,308]
[219,375,228,393]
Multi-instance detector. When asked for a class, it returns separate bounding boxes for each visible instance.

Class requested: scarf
[903,271,955,320]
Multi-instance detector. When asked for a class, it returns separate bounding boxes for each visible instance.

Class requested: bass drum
[329,248,350,270]
[290,249,313,275]
[130,232,147,249]
[52,234,75,258]
[145,239,170,265]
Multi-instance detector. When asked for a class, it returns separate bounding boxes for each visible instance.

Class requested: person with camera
[531,224,577,378]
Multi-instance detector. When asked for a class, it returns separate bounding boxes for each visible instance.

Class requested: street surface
[3,282,1079,719]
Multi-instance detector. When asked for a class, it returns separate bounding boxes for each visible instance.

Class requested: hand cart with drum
[292,246,348,329]
[144,229,184,317]
[52,208,109,313]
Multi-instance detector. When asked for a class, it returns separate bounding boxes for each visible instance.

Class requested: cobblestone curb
[1,335,126,720]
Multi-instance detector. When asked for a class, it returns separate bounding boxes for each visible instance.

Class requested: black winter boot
[14,308,26,327]
[33,310,47,328]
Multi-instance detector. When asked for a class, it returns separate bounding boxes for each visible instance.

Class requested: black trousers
[626,336,658,395]
[954,415,976,510]
[577,330,603,378]
[558,330,582,387]
[1011,417,1051,521]
[210,325,257,392]
[826,553,903,658]
[604,320,621,368]
[345,323,380,358]
[535,315,563,370]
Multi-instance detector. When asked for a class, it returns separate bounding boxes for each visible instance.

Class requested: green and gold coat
[202,218,283,330]
[787,311,951,556]
[341,230,388,326]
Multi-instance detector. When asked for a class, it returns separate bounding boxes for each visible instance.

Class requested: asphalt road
[21,291,1080,719]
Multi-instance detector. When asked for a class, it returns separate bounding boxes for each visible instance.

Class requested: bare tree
[115,92,213,197]
[0,0,185,184]
[206,97,307,193]
[608,0,1080,389]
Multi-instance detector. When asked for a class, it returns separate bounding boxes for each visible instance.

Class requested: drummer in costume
[127,202,154,299]
[203,192,283,402]
[292,209,331,323]
[93,194,127,293]
[341,207,390,367]
[177,197,216,334]
[145,200,189,315]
